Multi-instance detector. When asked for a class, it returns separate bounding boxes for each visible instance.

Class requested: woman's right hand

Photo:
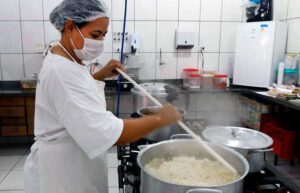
[156,104,181,126]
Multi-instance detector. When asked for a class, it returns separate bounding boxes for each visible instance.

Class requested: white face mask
[70,25,104,61]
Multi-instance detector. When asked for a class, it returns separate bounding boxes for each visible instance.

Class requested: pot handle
[249,148,273,153]
[186,188,223,193]
[170,134,193,140]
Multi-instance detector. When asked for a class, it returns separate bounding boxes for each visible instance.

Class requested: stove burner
[117,117,295,193]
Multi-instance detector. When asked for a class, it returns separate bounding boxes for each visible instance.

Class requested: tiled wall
[278,0,300,55]
[273,0,300,83]
[0,0,298,81]
[0,0,246,81]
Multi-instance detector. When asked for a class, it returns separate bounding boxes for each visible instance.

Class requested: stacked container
[182,68,199,88]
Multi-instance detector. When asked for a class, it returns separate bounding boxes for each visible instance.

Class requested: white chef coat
[23,50,124,193]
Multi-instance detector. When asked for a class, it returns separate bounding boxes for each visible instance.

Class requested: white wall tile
[112,0,134,20]
[195,111,216,124]
[135,21,156,52]
[135,0,156,20]
[177,52,198,78]
[201,0,222,21]
[21,22,45,53]
[196,93,217,111]
[157,21,178,52]
[104,24,113,53]
[222,0,243,21]
[179,0,201,21]
[156,53,177,79]
[219,53,234,77]
[44,21,61,44]
[286,19,300,53]
[157,0,179,21]
[273,0,288,21]
[199,22,221,52]
[200,53,219,71]
[43,0,63,21]
[0,22,22,53]
[220,22,239,52]
[287,0,300,19]
[138,53,156,80]
[1,54,24,80]
[20,0,43,20]
[94,53,113,67]
[24,54,43,77]
[0,0,20,20]
[102,0,112,18]
[177,22,200,53]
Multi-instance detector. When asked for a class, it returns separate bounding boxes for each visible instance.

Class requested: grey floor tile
[0,156,21,172]
[108,146,117,153]
[108,168,118,188]
[0,170,24,190]
[0,171,9,183]
[107,153,118,168]
[109,187,119,193]
[13,156,27,170]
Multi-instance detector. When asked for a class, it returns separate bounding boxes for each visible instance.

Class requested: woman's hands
[92,59,126,81]
[156,104,182,126]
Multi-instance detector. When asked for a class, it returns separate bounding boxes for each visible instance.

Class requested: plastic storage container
[182,68,199,88]
[214,74,228,89]
[201,74,214,90]
[187,74,201,89]
[283,69,298,85]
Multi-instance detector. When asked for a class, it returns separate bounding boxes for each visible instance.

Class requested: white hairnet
[50,0,109,32]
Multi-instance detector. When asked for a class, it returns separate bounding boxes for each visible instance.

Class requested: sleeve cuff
[87,118,124,159]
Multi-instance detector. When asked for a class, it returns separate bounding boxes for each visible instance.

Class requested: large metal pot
[137,106,186,141]
[131,82,190,112]
[137,139,249,193]
[202,126,273,173]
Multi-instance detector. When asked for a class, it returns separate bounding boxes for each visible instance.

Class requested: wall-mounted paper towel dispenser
[175,29,195,49]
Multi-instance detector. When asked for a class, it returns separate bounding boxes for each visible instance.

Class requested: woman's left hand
[93,59,126,81]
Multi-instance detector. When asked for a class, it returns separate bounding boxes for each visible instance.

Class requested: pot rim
[131,82,169,97]
[202,126,273,150]
[137,139,249,188]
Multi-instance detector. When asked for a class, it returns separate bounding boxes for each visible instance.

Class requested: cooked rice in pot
[144,156,240,186]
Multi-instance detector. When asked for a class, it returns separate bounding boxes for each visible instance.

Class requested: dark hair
[61,21,87,33]
[75,22,88,29]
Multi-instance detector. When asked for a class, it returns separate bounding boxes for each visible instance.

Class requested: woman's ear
[64,20,75,36]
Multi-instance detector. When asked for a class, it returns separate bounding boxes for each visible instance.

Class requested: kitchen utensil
[116,68,238,174]
[137,139,249,193]
[203,126,273,173]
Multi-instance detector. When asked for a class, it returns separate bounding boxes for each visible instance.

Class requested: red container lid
[215,74,228,78]
[183,68,199,72]
[189,74,201,77]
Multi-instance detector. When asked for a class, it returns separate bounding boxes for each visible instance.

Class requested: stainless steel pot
[137,106,186,141]
[137,139,249,193]
[202,126,273,173]
[131,83,169,112]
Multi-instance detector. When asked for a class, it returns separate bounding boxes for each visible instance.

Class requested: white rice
[144,156,240,186]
